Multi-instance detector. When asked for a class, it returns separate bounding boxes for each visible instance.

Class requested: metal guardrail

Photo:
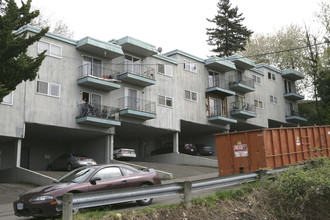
[57,168,289,219]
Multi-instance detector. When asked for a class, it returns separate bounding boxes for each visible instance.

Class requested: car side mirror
[90,177,101,184]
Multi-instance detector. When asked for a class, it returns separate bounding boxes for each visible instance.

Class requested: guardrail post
[182,181,192,209]
[62,193,73,220]
[257,169,268,181]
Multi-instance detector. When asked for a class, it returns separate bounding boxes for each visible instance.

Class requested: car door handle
[122,180,127,184]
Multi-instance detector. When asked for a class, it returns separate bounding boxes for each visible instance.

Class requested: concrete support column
[105,135,110,164]
[105,134,114,163]
[15,139,22,167]
[173,132,179,153]
[110,134,114,161]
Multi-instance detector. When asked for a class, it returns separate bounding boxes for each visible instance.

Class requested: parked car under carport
[47,153,97,171]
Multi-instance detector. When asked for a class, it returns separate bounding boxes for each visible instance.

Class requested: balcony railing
[208,77,231,89]
[231,101,256,114]
[208,106,228,117]
[286,109,301,117]
[79,63,119,80]
[118,96,156,114]
[118,61,155,80]
[77,103,120,121]
[229,74,255,89]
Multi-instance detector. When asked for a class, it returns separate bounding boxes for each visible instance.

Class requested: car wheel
[67,163,73,171]
[136,184,153,206]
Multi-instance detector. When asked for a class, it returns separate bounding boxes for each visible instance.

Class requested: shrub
[265,157,330,219]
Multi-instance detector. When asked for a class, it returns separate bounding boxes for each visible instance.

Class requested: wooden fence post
[62,193,73,220]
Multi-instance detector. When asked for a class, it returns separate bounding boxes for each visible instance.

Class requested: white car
[113,148,136,160]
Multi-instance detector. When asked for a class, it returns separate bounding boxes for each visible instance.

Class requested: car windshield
[57,167,96,183]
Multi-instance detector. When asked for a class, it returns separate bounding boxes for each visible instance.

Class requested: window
[82,56,102,77]
[125,55,141,75]
[268,72,276,81]
[252,75,261,84]
[38,41,62,58]
[209,97,222,116]
[121,167,139,176]
[254,99,263,108]
[37,81,61,98]
[158,63,173,77]
[158,95,173,107]
[270,95,278,104]
[1,92,13,105]
[93,167,123,181]
[184,90,197,102]
[184,61,197,73]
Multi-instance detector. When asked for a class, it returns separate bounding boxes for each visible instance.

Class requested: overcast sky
[27,0,323,59]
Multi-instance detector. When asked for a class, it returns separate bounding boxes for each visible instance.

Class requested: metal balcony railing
[231,101,256,114]
[118,61,155,80]
[118,96,156,114]
[208,106,228,117]
[208,77,231,90]
[78,63,119,80]
[286,109,301,117]
[77,103,120,121]
[284,86,303,95]
[229,74,255,89]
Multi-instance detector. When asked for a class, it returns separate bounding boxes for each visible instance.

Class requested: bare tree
[30,7,73,38]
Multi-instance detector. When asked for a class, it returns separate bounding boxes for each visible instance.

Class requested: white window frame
[268,72,276,81]
[158,63,173,77]
[252,75,261,85]
[36,80,61,98]
[270,95,278,104]
[254,99,263,109]
[184,61,197,73]
[38,41,62,58]
[158,95,173,108]
[184,89,198,102]
[1,92,13,105]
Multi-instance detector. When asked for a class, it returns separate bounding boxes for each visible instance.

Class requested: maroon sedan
[13,164,161,218]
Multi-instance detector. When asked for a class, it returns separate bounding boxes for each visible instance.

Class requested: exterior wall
[0,26,306,172]
[0,83,25,138]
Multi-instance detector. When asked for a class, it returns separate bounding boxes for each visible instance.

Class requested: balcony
[117,62,155,87]
[206,77,236,97]
[76,37,124,59]
[230,101,257,119]
[115,36,158,57]
[207,106,237,124]
[282,69,304,81]
[118,96,156,120]
[229,75,255,93]
[204,57,236,72]
[76,104,121,127]
[283,87,304,101]
[227,55,256,70]
[77,64,121,92]
[286,109,307,123]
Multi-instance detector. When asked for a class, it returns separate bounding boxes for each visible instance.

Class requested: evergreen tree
[0,0,48,102]
[206,0,253,57]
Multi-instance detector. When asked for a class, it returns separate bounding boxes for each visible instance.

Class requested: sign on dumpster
[233,144,248,157]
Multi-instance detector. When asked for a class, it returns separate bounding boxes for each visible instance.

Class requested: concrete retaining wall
[0,167,56,185]
[146,153,218,167]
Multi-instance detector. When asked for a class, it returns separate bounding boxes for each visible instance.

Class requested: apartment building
[0,26,306,171]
